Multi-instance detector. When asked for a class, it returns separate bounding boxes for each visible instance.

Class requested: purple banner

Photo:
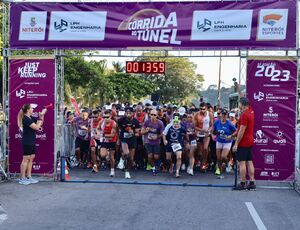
[9,58,55,175]
[10,1,296,49]
[246,58,297,181]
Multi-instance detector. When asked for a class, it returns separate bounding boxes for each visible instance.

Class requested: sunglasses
[200,108,206,111]
[150,114,157,116]
[103,116,110,119]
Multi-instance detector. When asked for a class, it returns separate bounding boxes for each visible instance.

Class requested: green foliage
[64,57,155,107]
[135,52,204,104]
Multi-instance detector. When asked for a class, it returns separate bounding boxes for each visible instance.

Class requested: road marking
[245,202,267,230]
[0,206,8,224]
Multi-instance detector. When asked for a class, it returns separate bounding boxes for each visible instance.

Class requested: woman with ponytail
[18,104,47,185]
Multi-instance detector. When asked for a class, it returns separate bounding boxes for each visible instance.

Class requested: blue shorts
[165,143,183,153]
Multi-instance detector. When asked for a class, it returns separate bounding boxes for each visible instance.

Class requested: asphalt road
[0,178,299,230]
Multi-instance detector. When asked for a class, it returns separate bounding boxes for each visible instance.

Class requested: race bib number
[78,129,87,136]
[191,140,197,146]
[148,133,158,140]
[172,143,182,152]
[123,132,133,139]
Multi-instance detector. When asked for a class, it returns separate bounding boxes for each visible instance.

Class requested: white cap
[178,107,186,116]
[229,112,235,117]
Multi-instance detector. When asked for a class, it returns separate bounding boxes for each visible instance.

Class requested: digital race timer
[126,61,165,74]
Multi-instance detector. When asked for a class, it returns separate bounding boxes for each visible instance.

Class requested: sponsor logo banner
[19,11,47,41]
[8,58,55,174]
[257,9,288,41]
[191,10,253,40]
[247,59,297,181]
[9,1,296,49]
[49,11,107,41]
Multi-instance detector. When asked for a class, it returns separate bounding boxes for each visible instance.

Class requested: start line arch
[1,0,299,190]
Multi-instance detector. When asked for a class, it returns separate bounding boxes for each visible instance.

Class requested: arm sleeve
[163,123,172,135]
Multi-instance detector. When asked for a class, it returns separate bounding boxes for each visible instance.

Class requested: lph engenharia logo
[118,9,181,45]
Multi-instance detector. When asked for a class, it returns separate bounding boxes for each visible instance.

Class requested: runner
[141,109,164,176]
[134,105,147,169]
[99,110,118,177]
[90,110,103,173]
[213,109,236,179]
[117,107,141,179]
[73,109,90,168]
[182,113,197,175]
[194,102,214,172]
[163,115,188,178]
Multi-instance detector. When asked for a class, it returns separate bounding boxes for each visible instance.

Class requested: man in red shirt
[232,97,256,190]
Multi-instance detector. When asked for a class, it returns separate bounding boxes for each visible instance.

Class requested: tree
[107,72,155,103]
[135,52,204,104]
[112,61,125,73]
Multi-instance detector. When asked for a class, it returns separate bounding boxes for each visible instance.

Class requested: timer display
[126,61,165,74]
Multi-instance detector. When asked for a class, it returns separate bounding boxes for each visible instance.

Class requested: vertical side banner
[247,58,297,181]
[9,58,55,174]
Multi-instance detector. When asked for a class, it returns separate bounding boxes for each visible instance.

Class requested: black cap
[221,109,228,114]
[125,107,134,112]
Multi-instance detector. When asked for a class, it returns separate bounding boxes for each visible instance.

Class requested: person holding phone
[17,104,47,185]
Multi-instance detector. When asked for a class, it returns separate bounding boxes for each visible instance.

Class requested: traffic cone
[65,160,71,181]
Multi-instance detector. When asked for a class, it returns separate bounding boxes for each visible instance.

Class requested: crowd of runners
[65,101,240,180]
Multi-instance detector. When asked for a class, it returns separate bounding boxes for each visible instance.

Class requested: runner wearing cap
[117,107,141,179]
[99,110,118,177]
[194,102,214,172]
[162,115,188,178]
[213,109,237,179]
[141,109,165,176]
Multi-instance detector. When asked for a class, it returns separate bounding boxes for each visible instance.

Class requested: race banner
[246,58,297,181]
[9,58,55,174]
[9,0,296,49]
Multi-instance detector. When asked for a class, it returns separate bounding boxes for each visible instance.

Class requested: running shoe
[188,168,194,176]
[247,183,257,191]
[186,166,191,173]
[195,161,201,168]
[215,167,221,175]
[125,171,131,179]
[19,178,31,185]
[175,171,180,178]
[92,164,99,173]
[217,174,224,179]
[181,164,186,171]
[117,158,125,170]
[233,183,247,191]
[146,163,152,171]
[201,163,208,172]
[27,177,39,184]
[109,169,115,177]
[152,167,157,176]
[87,162,93,169]
[226,164,232,174]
